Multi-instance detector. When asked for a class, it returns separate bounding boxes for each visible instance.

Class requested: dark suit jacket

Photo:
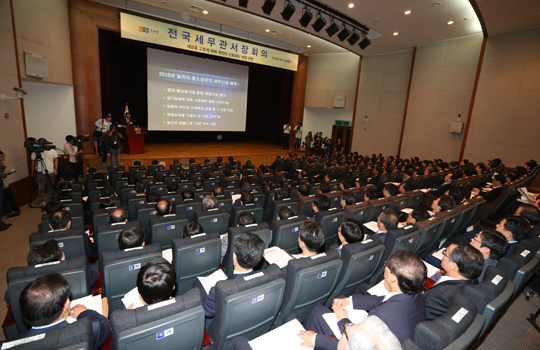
[201,270,257,328]
[506,241,518,256]
[368,174,380,186]
[430,182,451,197]
[119,116,137,127]
[423,278,476,320]
[314,293,426,349]
[22,310,112,349]
[479,186,503,203]
[478,259,498,282]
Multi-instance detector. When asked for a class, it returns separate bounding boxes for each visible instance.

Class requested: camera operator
[102,124,123,167]
[64,136,83,181]
[30,139,58,207]
[93,114,112,157]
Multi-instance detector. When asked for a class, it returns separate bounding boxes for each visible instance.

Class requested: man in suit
[423,241,484,320]
[469,230,509,282]
[330,221,364,257]
[118,113,138,128]
[472,174,506,203]
[199,232,265,328]
[19,273,111,349]
[299,250,427,348]
[428,172,458,197]
[368,168,381,186]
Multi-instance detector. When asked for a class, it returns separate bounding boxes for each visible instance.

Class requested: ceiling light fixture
[359,36,371,50]
[281,0,296,21]
[312,12,327,32]
[239,0,248,8]
[265,29,270,32]
[202,10,208,14]
[348,3,354,8]
[404,10,411,15]
[337,24,351,41]
[447,20,454,25]
[299,7,313,27]
[326,19,340,37]
[393,32,399,35]
[261,0,276,15]
[307,45,311,48]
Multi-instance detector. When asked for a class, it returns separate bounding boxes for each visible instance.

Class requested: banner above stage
[120,13,298,71]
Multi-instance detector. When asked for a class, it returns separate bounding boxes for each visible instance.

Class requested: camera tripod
[28,152,55,210]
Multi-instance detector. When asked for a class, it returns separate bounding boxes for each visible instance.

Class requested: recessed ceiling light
[348,3,354,8]
[374,19,380,23]
[393,32,398,36]
[432,2,441,6]
[265,29,270,32]
[161,1,167,4]
[307,45,311,48]
[404,10,411,15]
[447,20,454,25]
[202,10,208,14]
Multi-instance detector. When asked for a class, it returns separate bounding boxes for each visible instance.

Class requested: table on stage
[122,127,147,154]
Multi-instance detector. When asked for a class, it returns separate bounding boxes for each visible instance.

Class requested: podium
[123,127,147,154]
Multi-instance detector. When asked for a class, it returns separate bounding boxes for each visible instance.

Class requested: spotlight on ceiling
[359,36,371,50]
[337,25,351,41]
[299,7,313,27]
[326,20,340,37]
[311,13,327,32]
[261,0,276,15]
[281,0,295,21]
[239,0,248,8]
[347,31,361,45]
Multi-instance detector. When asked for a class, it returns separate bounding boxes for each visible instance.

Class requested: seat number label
[292,227,299,232]
[317,271,327,279]
[167,225,175,230]
[211,218,218,223]
[196,247,205,254]
[252,295,264,304]
[129,263,141,271]
[156,327,174,340]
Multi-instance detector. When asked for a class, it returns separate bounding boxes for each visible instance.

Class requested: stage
[83,141,301,171]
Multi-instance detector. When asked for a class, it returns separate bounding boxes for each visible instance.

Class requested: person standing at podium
[118,113,138,128]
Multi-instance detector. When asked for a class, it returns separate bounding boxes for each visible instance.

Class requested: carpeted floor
[1,206,539,348]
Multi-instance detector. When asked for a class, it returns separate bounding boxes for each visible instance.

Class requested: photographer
[64,136,83,180]
[102,125,123,167]
[293,122,303,152]
[93,114,112,156]
[0,151,20,220]
[30,140,58,207]
[304,131,313,156]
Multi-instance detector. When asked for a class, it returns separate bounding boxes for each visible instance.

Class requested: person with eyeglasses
[469,230,509,282]
[297,250,427,348]
[423,241,484,321]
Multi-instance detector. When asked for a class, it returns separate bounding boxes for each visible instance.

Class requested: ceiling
[101,0,540,56]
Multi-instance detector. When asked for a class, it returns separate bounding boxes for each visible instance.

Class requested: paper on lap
[322,305,368,338]
[248,319,313,350]
[401,208,413,214]
[162,248,173,264]
[67,294,103,323]
[423,260,441,279]
[121,287,145,310]
[197,269,228,294]
[367,280,389,297]
[363,221,379,233]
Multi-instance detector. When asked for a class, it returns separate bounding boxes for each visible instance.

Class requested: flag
[124,103,129,115]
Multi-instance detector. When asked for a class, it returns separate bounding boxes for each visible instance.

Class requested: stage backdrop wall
[98,29,294,144]
[22,81,77,151]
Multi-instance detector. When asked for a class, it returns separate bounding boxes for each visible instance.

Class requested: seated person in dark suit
[291,221,325,259]
[472,174,506,203]
[299,250,427,347]
[234,182,253,207]
[363,187,380,203]
[181,189,194,200]
[423,242,483,320]
[47,210,93,257]
[118,226,146,250]
[145,199,173,243]
[382,183,398,200]
[330,220,364,257]
[366,208,399,244]
[166,182,178,194]
[311,194,330,221]
[182,221,204,238]
[19,273,111,349]
[231,191,255,226]
[201,232,265,328]
[340,192,356,209]
[229,315,400,350]
[368,168,381,185]
[221,211,256,259]
[469,230,509,282]
[125,257,176,309]
[37,200,65,232]
[431,194,455,214]
[400,207,430,226]
[427,172,457,197]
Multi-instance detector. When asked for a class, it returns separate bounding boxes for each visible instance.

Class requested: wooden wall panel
[288,55,308,149]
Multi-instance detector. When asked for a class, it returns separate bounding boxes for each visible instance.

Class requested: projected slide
[147,48,249,131]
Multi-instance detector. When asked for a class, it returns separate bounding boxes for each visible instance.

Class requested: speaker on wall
[25,52,48,78]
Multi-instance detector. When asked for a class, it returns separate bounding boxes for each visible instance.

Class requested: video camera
[23,137,55,154]
[71,135,90,149]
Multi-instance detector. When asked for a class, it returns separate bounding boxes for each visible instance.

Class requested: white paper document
[431,248,445,261]
[162,248,173,263]
[367,280,389,297]
[121,287,145,310]
[401,208,413,214]
[197,269,228,294]
[67,294,103,323]
[264,246,293,268]
[322,305,368,338]
[419,189,428,193]
[518,187,533,201]
[363,221,379,233]
[248,319,313,350]
[423,260,441,279]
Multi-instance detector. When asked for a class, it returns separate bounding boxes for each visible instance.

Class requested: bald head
[108,209,128,224]
[155,200,171,216]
